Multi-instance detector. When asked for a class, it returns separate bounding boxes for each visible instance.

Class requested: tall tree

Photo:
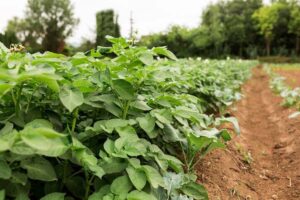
[10,0,78,52]
[96,10,121,46]
[201,4,226,57]
[288,1,300,55]
[252,3,283,55]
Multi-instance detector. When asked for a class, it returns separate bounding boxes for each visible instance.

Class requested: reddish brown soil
[197,68,300,200]
[274,69,300,88]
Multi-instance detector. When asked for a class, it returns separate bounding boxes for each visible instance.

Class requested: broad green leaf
[112,79,135,100]
[152,47,177,60]
[216,117,240,135]
[20,127,69,157]
[0,160,11,179]
[126,166,147,191]
[104,139,115,155]
[127,190,157,200]
[59,86,84,112]
[136,114,156,138]
[11,172,27,185]
[131,100,152,111]
[21,156,57,181]
[110,175,132,195]
[116,126,136,137]
[0,122,13,135]
[25,119,53,129]
[181,182,208,200]
[100,158,128,174]
[142,165,165,188]
[139,52,154,65]
[73,148,105,178]
[40,192,65,200]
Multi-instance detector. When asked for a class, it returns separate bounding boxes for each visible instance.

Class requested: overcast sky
[0,0,269,45]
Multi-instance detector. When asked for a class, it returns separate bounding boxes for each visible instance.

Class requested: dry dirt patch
[197,68,300,200]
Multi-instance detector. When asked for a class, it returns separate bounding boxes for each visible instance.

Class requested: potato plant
[0,37,255,200]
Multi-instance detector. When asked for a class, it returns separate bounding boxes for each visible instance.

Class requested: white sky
[0,0,269,45]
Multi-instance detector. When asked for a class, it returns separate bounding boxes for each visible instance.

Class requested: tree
[288,1,300,55]
[0,31,19,47]
[201,4,226,57]
[11,0,78,52]
[252,3,283,55]
[96,10,121,46]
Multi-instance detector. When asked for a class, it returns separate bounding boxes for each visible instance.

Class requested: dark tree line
[0,0,120,53]
[139,0,300,58]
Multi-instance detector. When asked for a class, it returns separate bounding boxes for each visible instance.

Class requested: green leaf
[142,165,165,188]
[104,139,115,155]
[139,52,154,65]
[131,100,152,111]
[110,175,132,195]
[181,182,208,200]
[115,126,136,137]
[152,47,177,60]
[25,119,53,129]
[20,126,69,157]
[136,114,156,138]
[127,190,157,200]
[126,166,147,191]
[40,192,65,200]
[11,172,27,185]
[0,160,11,179]
[59,86,84,112]
[73,146,105,178]
[100,158,128,174]
[216,117,240,135]
[21,156,57,181]
[112,79,135,100]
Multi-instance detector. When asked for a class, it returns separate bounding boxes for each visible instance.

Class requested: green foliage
[0,37,255,199]
[267,66,300,109]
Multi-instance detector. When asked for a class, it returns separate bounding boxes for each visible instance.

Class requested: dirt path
[197,67,300,200]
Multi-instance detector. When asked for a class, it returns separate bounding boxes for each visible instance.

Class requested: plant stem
[122,101,130,119]
[84,174,95,200]
[180,142,189,173]
[71,108,79,133]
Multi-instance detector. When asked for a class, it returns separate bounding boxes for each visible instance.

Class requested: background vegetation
[1,0,300,58]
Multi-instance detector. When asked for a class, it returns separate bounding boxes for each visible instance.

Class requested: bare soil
[274,69,300,88]
[196,67,300,200]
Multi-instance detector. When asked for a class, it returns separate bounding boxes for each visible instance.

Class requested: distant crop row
[266,65,300,118]
[0,37,256,200]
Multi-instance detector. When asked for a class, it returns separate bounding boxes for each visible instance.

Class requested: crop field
[0,38,258,200]
[1,37,300,200]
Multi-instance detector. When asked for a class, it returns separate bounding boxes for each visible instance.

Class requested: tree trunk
[266,38,271,56]
[296,37,300,56]
[239,43,243,58]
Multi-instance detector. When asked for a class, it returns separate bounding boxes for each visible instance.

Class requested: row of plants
[265,65,300,118]
[0,37,255,200]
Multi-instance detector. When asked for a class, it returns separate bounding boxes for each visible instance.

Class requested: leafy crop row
[265,65,300,118]
[0,37,255,200]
